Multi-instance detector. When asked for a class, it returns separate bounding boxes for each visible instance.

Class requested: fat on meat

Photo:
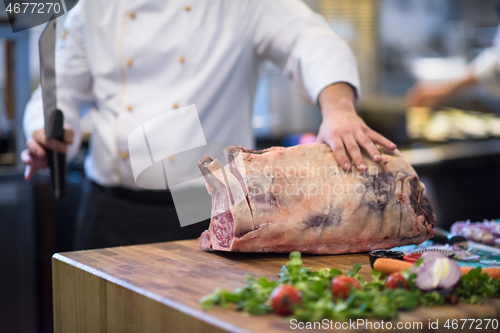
[198,143,435,254]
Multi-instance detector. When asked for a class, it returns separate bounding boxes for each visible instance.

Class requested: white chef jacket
[472,24,500,87]
[23,0,360,190]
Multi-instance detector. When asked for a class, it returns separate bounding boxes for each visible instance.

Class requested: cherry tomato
[331,276,361,299]
[385,272,409,290]
[270,285,301,316]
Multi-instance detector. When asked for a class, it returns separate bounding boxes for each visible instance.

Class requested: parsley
[200,252,500,321]
[453,267,500,304]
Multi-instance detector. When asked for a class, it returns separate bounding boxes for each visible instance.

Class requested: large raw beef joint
[198,143,435,254]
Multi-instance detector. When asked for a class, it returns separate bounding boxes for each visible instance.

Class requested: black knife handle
[45,110,66,199]
[431,228,450,244]
[431,227,468,244]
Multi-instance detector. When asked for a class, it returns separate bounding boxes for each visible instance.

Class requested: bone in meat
[197,143,435,254]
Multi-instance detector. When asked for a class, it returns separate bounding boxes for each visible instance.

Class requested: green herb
[453,267,500,304]
[200,252,500,321]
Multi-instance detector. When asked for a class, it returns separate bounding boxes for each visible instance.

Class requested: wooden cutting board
[52,239,500,333]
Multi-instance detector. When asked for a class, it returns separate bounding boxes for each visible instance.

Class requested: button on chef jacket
[23,0,361,190]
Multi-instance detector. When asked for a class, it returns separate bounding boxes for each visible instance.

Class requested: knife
[39,19,66,199]
[431,227,468,248]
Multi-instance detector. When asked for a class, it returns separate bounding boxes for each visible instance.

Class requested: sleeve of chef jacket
[246,0,361,104]
[23,4,94,161]
[471,24,500,87]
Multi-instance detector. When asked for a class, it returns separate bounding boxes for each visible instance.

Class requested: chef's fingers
[355,132,381,163]
[323,135,351,171]
[24,164,33,180]
[406,85,430,107]
[24,161,46,180]
[366,130,396,150]
[32,129,68,154]
[46,138,68,153]
[21,148,47,180]
[407,87,439,108]
[21,149,34,180]
[63,124,74,145]
[26,137,46,159]
[410,96,427,107]
[24,137,51,178]
[343,134,366,171]
[405,87,420,107]
[413,97,427,107]
[21,149,31,164]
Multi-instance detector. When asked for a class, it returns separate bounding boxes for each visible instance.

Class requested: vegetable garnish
[270,285,301,316]
[403,253,422,263]
[200,252,500,321]
[331,276,361,299]
[412,252,461,293]
[373,257,412,275]
[385,273,409,290]
[460,266,500,280]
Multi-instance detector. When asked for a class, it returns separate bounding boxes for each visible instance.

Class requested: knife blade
[39,19,66,199]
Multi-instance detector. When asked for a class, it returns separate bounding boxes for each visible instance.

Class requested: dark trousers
[73,180,210,250]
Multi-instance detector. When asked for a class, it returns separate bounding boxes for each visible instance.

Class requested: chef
[407,25,500,107]
[22,0,396,250]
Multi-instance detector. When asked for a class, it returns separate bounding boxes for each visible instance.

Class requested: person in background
[407,25,500,107]
[22,0,396,250]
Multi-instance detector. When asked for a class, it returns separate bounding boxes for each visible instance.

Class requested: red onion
[483,220,500,236]
[450,220,468,235]
[450,219,500,247]
[462,225,496,245]
[414,252,461,293]
[415,262,437,290]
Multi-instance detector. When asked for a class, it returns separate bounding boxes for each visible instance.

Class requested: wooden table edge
[52,253,248,333]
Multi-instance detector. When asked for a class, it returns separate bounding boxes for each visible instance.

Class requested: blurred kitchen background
[1,0,500,332]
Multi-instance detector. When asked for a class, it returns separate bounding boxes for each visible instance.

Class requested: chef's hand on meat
[317,82,396,171]
[21,124,74,180]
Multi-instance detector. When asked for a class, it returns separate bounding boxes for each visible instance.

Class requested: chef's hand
[406,82,458,107]
[317,82,396,171]
[21,124,74,180]
[406,73,476,107]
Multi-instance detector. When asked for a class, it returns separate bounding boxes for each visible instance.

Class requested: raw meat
[198,143,435,254]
